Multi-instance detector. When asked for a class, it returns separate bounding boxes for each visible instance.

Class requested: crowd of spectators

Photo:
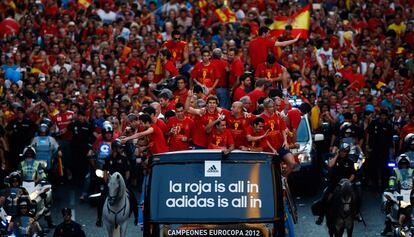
[0,0,413,187]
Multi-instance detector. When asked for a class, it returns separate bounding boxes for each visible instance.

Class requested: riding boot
[45,215,55,228]
[96,196,104,227]
[381,219,392,236]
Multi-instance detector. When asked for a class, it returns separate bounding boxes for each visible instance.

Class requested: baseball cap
[335,72,343,78]
[365,104,375,113]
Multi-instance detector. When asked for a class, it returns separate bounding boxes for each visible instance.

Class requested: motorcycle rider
[80,121,113,201]
[18,145,54,228]
[8,195,42,236]
[30,123,61,176]
[2,172,29,216]
[381,154,413,235]
[314,142,359,225]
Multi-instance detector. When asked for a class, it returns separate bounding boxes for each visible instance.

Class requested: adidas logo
[207,165,219,173]
[205,161,221,177]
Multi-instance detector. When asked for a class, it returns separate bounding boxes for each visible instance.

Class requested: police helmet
[41,117,52,127]
[112,138,124,149]
[404,133,414,146]
[39,123,49,133]
[21,146,36,159]
[397,154,411,167]
[102,121,113,134]
[339,142,351,152]
[340,122,353,134]
[9,171,22,185]
[18,195,30,207]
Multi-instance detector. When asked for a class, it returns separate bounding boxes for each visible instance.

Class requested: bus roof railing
[152,149,277,163]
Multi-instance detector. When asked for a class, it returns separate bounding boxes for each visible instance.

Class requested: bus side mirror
[314,134,324,142]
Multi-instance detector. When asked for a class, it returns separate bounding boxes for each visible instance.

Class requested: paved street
[43,185,385,237]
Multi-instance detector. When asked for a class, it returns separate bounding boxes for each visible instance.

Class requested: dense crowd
[0,0,413,192]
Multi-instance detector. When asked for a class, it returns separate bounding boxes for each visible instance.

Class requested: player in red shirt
[121,114,169,154]
[233,73,252,102]
[227,47,244,91]
[255,54,287,88]
[247,79,271,113]
[173,76,189,104]
[158,92,176,116]
[162,30,189,67]
[143,106,168,135]
[245,117,269,152]
[191,49,220,94]
[248,26,300,70]
[206,117,235,155]
[161,49,179,78]
[260,98,297,174]
[166,103,194,151]
[211,48,230,108]
[223,101,255,149]
[188,95,228,149]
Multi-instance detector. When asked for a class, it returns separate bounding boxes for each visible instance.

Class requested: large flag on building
[270,4,310,39]
[78,0,92,9]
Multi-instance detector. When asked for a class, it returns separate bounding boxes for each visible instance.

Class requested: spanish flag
[78,0,92,9]
[197,0,208,15]
[215,7,236,23]
[270,4,310,39]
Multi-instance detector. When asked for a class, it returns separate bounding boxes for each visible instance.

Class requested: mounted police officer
[313,143,359,225]
[381,154,413,235]
[53,208,85,237]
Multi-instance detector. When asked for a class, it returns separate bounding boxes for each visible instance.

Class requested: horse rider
[8,195,43,236]
[2,171,29,216]
[53,207,86,237]
[95,137,138,227]
[18,145,55,228]
[314,142,360,225]
[381,154,413,236]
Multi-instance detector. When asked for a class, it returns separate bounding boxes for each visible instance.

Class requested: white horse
[103,172,131,237]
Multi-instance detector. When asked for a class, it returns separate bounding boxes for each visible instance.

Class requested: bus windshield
[149,161,277,222]
[296,117,310,143]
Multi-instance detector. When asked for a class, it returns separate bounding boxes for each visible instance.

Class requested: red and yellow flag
[215,7,236,23]
[78,0,92,9]
[197,0,208,15]
[270,4,310,39]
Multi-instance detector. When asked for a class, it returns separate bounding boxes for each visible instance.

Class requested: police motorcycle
[0,204,9,236]
[85,122,113,205]
[18,147,53,228]
[382,154,414,237]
